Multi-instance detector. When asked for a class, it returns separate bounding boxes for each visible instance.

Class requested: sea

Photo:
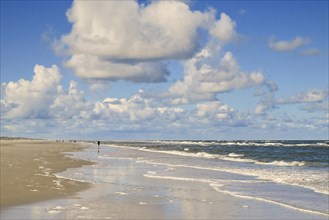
[100,140,329,215]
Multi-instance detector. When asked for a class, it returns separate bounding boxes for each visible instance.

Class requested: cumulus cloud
[269,36,310,52]
[93,90,184,122]
[209,13,239,43]
[64,54,169,83]
[50,81,92,119]
[60,1,212,61]
[1,65,61,119]
[0,65,187,134]
[1,65,326,139]
[168,48,265,104]
[196,101,235,120]
[56,0,219,83]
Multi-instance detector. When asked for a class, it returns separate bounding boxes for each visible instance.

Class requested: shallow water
[1,143,328,219]
[101,140,329,215]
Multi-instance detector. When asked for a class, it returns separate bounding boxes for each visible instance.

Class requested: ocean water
[100,140,329,215]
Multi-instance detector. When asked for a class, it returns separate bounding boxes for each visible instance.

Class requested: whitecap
[228,153,244,158]
[255,160,306,167]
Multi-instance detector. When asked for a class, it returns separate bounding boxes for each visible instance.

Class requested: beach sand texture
[0,140,93,208]
[1,141,328,219]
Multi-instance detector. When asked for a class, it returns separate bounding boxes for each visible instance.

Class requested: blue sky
[1,0,328,140]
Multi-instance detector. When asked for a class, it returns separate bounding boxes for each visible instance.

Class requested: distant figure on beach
[97,141,100,155]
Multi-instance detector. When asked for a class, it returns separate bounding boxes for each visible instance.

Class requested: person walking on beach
[97,141,100,155]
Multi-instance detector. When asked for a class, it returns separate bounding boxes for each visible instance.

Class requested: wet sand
[0,140,93,208]
[1,143,327,219]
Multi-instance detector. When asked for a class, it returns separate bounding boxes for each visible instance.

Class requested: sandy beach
[0,139,93,208]
[1,142,328,219]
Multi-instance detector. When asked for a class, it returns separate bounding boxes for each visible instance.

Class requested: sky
[0,0,328,140]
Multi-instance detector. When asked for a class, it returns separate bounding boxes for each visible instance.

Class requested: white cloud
[269,36,310,52]
[255,88,328,115]
[1,65,61,119]
[1,65,93,121]
[61,1,211,61]
[50,81,92,119]
[196,101,234,120]
[64,54,169,83]
[55,1,218,83]
[254,81,278,115]
[209,13,239,43]
[55,1,246,83]
[0,65,187,136]
[276,89,328,104]
[1,66,327,139]
[93,91,184,122]
[168,49,265,104]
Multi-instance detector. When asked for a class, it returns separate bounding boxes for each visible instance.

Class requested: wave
[228,152,244,158]
[143,173,213,183]
[147,140,217,146]
[220,141,329,148]
[104,140,329,153]
[136,155,329,196]
[210,183,329,217]
[136,147,307,167]
[255,160,306,167]
[143,171,329,216]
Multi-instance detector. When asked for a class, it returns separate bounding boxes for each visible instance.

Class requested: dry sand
[0,139,93,208]
[1,142,327,219]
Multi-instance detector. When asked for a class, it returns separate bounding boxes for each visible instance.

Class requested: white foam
[55,174,93,184]
[115,192,128,196]
[98,156,134,160]
[228,153,244,158]
[53,206,65,210]
[47,206,65,215]
[47,210,61,215]
[137,159,329,195]
[136,147,257,164]
[52,179,63,187]
[144,173,214,184]
[135,146,311,168]
[210,183,329,217]
[255,160,306,167]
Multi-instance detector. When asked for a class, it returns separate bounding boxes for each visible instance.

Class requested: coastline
[0,139,93,208]
[1,142,327,219]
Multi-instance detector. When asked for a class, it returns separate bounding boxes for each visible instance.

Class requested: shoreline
[1,142,328,219]
[0,140,94,208]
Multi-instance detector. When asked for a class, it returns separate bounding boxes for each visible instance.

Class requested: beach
[0,139,93,208]
[1,141,328,219]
